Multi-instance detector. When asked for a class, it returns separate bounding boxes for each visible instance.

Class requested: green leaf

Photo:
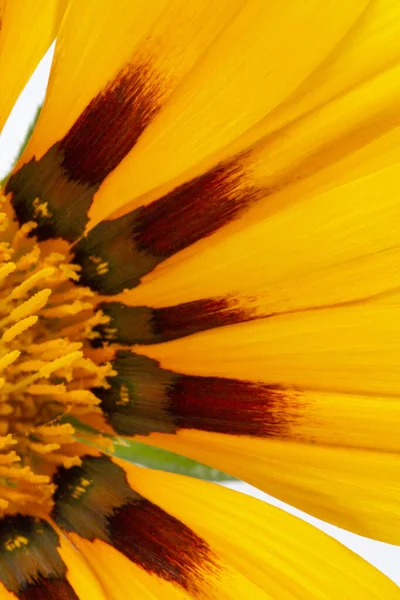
[64,416,236,482]
[111,436,236,481]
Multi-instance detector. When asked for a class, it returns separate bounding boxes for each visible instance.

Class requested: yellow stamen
[0,351,20,371]
[15,245,40,271]
[4,351,83,395]
[38,351,83,379]
[8,288,52,322]
[44,454,82,468]
[34,423,75,437]
[0,214,9,233]
[0,404,13,416]
[2,316,38,343]
[55,390,100,406]
[12,222,36,249]
[29,442,61,455]
[0,262,16,282]
[41,300,93,318]
[0,198,116,515]
[28,383,67,395]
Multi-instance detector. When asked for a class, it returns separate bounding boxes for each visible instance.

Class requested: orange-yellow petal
[86,0,369,226]
[0,0,67,132]
[56,533,108,599]
[68,0,400,250]
[104,0,400,224]
[89,163,400,550]
[6,0,368,243]
[6,0,246,241]
[58,0,400,300]
[49,453,400,599]
[71,90,400,297]
[92,339,400,545]
[128,294,400,545]
[117,161,400,317]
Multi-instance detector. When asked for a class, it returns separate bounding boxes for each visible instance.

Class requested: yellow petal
[263,0,400,148]
[130,464,400,599]
[86,0,368,226]
[50,453,400,599]
[100,0,400,228]
[0,0,67,132]
[71,71,400,296]
[129,292,400,544]
[56,532,108,599]
[87,146,400,547]
[64,0,400,300]
[121,160,400,321]
[6,0,246,242]
[7,0,368,243]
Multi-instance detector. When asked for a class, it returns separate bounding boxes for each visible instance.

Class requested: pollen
[71,477,92,500]
[89,254,110,276]
[0,195,115,516]
[4,535,29,552]
[32,198,50,219]
[117,384,130,406]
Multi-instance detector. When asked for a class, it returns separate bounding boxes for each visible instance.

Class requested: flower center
[0,195,114,515]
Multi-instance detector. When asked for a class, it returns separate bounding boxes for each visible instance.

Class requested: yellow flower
[0,0,399,597]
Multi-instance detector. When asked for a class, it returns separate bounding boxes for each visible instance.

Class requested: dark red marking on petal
[52,456,216,594]
[6,63,162,242]
[152,297,256,341]
[95,351,301,438]
[0,515,76,598]
[95,297,259,346]
[20,578,79,600]
[108,497,215,593]
[73,157,261,294]
[59,64,162,187]
[133,157,258,256]
[168,375,297,437]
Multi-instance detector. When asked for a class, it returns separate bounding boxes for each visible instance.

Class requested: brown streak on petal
[96,298,260,346]
[96,351,302,438]
[73,158,261,293]
[60,64,162,187]
[109,498,216,594]
[20,578,79,600]
[6,62,162,242]
[153,297,257,341]
[168,375,298,437]
[52,456,216,594]
[134,157,258,257]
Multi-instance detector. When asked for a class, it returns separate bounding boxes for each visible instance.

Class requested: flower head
[0,0,399,598]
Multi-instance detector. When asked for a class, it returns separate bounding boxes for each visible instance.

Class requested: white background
[0,47,399,585]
